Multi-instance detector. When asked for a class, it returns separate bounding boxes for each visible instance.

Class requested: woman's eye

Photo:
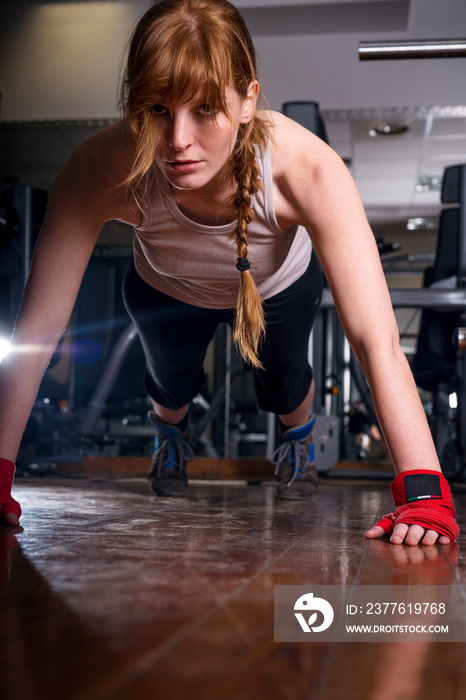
[198,104,213,115]
[153,104,168,115]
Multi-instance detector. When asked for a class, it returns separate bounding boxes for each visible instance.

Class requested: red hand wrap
[375,469,459,542]
[0,458,22,522]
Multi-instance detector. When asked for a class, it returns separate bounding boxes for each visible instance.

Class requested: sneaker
[147,411,193,497]
[272,415,318,500]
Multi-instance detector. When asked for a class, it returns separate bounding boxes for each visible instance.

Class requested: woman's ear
[240,81,260,123]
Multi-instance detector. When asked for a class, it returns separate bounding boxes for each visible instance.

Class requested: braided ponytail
[231,137,266,369]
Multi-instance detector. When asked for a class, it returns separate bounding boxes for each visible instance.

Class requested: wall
[0,0,465,121]
[0,1,149,121]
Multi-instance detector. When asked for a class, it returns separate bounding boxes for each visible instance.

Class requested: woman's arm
[271,112,455,545]
[0,123,138,502]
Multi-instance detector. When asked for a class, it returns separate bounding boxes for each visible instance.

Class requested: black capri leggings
[122,251,323,415]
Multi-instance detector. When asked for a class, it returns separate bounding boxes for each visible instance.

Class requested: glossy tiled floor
[1,475,466,700]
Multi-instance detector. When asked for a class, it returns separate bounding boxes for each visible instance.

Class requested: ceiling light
[406,216,439,230]
[368,122,409,137]
[415,176,442,192]
[359,39,466,61]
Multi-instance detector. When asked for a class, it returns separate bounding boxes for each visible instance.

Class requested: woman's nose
[169,115,193,151]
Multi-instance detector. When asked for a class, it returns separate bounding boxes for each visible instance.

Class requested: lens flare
[0,338,11,363]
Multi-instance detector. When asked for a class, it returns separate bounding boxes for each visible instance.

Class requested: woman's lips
[167,160,202,173]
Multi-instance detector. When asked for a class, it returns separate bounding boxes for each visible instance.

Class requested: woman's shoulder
[265,110,358,227]
[56,120,140,225]
[268,110,339,173]
[71,120,135,182]
[268,110,354,191]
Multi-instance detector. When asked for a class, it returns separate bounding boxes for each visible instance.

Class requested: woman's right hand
[0,458,21,526]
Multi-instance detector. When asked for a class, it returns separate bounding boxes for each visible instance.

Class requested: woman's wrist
[0,457,15,468]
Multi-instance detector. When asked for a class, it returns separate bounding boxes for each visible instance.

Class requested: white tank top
[132,141,313,309]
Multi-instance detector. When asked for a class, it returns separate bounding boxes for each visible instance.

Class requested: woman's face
[152,82,258,194]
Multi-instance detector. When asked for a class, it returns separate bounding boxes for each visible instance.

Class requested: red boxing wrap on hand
[0,458,22,522]
[375,469,459,542]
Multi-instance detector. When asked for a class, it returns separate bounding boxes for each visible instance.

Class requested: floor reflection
[0,526,124,700]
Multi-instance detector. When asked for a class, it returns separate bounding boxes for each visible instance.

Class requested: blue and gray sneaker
[148,411,193,497]
[272,414,318,499]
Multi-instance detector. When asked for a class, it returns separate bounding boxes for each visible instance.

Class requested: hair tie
[236,257,250,272]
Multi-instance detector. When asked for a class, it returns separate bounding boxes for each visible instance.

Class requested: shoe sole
[277,489,317,500]
[149,481,188,497]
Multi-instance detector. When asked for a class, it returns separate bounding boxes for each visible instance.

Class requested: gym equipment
[0,185,47,335]
[282,101,328,142]
[411,164,466,476]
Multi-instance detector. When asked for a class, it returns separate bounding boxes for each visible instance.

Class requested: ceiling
[323,104,466,226]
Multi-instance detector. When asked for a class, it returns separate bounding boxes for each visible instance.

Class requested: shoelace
[271,439,309,488]
[155,436,194,477]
